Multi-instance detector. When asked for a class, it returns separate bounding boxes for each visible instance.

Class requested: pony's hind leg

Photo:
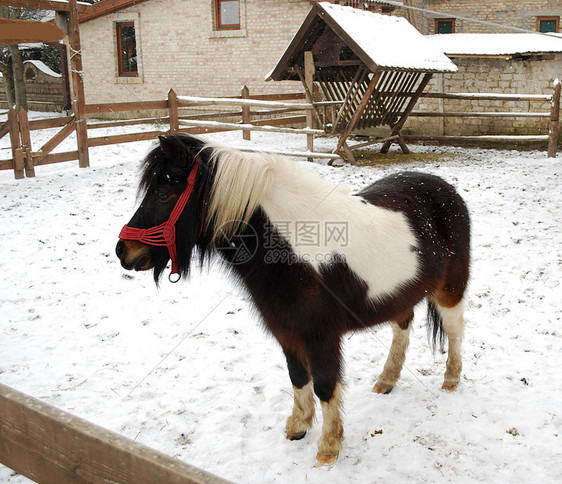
[435,298,465,391]
[373,314,413,394]
[284,349,315,440]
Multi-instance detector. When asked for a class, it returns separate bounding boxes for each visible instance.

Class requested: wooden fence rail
[0,383,230,484]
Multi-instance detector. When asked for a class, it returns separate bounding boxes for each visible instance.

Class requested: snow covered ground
[0,118,560,483]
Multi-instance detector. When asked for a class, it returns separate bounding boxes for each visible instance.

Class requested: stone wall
[405,54,562,136]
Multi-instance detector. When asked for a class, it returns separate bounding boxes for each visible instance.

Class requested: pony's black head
[116,134,213,284]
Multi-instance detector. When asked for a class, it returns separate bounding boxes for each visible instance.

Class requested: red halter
[119,159,200,282]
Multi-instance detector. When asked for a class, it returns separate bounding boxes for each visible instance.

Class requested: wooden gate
[0,106,80,179]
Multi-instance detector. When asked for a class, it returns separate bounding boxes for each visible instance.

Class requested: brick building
[368,0,562,35]
[78,0,322,105]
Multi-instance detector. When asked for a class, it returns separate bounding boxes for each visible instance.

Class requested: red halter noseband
[119,159,200,282]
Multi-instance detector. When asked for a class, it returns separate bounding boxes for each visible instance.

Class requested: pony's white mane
[206,144,277,240]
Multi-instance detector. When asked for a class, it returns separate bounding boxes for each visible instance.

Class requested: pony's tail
[427,301,447,353]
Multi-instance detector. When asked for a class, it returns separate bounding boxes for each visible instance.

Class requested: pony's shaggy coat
[117,134,471,464]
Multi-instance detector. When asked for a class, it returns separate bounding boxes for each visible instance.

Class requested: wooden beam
[168,88,179,132]
[18,108,34,177]
[403,134,549,142]
[548,81,561,158]
[0,18,65,43]
[38,118,76,157]
[0,383,230,484]
[7,107,23,179]
[0,0,91,13]
[85,100,168,114]
[304,51,315,157]
[409,111,550,118]
[66,0,89,168]
[241,85,251,140]
[178,119,325,136]
[33,150,79,166]
[381,72,433,153]
[334,70,383,154]
[29,116,75,130]
[88,130,167,147]
[421,92,552,102]
[0,120,9,140]
[238,148,341,160]
[79,0,149,23]
[177,95,312,110]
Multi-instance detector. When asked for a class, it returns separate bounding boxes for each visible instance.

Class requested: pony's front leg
[308,339,344,466]
[316,382,344,466]
[283,349,315,441]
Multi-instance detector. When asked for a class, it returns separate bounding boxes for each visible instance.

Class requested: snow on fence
[0,383,230,484]
[1,84,561,179]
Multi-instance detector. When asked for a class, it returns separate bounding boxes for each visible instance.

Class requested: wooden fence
[406,84,562,158]
[0,87,340,179]
[0,383,230,484]
[1,84,561,178]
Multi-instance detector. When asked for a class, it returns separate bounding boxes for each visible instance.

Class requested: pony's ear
[158,135,191,167]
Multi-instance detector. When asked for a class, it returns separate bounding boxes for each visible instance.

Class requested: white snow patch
[426,32,562,56]
[0,116,561,482]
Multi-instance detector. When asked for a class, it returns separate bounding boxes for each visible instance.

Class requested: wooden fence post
[7,107,24,179]
[241,85,251,141]
[168,89,179,133]
[18,107,34,177]
[304,51,315,159]
[548,80,561,158]
[67,0,90,168]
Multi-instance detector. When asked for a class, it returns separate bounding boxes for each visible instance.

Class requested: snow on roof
[318,2,457,72]
[24,60,62,78]
[425,33,562,56]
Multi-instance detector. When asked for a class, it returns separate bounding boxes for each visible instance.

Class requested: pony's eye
[157,191,170,202]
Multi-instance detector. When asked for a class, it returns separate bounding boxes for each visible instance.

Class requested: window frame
[435,18,456,34]
[537,16,559,33]
[116,21,138,78]
[215,0,240,31]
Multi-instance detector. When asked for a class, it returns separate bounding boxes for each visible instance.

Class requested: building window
[116,21,138,77]
[215,0,240,30]
[538,17,559,33]
[435,18,455,34]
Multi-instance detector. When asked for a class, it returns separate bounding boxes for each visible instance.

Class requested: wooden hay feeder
[266,2,457,162]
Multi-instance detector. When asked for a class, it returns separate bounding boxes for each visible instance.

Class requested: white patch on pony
[206,145,419,300]
[259,157,420,300]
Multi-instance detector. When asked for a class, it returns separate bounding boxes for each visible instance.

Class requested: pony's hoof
[314,452,339,466]
[441,380,459,392]
[373,381,394,394]
[286,430,307,441]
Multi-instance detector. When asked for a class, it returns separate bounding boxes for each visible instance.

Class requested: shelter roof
[79,0,149,23]
[267,2,457,81]
[425,33,562,57]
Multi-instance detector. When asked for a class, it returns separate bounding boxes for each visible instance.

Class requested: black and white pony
[116,134,470,465]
